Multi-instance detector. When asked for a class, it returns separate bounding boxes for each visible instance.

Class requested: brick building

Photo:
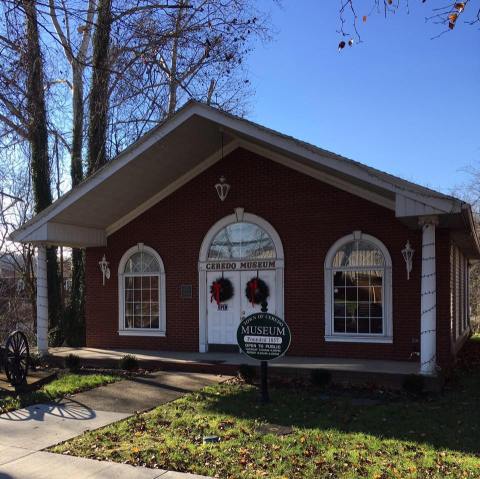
[12,101,479,374]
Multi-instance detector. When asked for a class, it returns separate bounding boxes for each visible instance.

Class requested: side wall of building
[450,241,471,358]
[85,147,455,366]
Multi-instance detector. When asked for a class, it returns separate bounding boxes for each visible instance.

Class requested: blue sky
[246,1,479,196]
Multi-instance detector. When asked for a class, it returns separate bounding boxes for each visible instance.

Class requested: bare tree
[48,0,96,344]
[21,0,63,343]
[337,1,479,49]
[0,147,36,344]
[0,0,273,345]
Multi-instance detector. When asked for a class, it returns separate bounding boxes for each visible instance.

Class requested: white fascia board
[193,103,463,217]
[12,222,106,247]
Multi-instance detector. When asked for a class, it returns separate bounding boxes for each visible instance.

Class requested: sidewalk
[0,371,223,478]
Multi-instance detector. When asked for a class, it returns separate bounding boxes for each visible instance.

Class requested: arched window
[324,232,392,343]
[208,222,276,260]
[118,244,166,336]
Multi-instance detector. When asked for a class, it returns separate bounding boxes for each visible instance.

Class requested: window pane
[371,303,383,317]
[358,317,370,333]
[356,240,385,267]
[332,242,356,267]
[151,316,159,328]
[370,286,382,303]
[334,303,346,317]
[345,288,357,301]
[371,317,383,334]
[334,317,345,333]
[357,272,370,286]
[333,240,385,268]
[208,222,276,260]
[333,271,346,286]
[334,287,346,301]
[358,286,370,302]
[357,302,370,318]
[124,251,160,273]
[345,302,357,318]
[346,316,357,333]
[345,271,357,287]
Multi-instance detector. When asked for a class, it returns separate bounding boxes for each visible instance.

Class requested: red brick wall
[85,147,454,366]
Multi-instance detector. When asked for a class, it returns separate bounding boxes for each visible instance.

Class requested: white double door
[207,270,276,345]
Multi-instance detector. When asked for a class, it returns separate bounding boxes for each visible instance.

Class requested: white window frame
[324,231,393,344]
[118,243,166,337]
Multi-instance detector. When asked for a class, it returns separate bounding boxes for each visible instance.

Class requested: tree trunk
[87,0,112,175]
[69,64,86,345]
[71,65,84,185]
[22,0,62,344]
[167,1,185,117]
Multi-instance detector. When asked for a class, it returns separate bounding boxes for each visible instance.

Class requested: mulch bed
[456,337,480,370]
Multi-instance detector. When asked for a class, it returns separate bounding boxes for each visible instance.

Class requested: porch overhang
[9,100,480,258]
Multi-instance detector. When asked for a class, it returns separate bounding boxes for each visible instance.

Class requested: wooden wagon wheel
[4,330,29,386]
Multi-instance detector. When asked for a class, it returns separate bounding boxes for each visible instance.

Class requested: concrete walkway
[0,371,223,478]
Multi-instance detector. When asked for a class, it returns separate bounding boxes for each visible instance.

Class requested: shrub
[29,352,45,370]
[402,374,425,395]
[65,353,81,372]
[238,364,256,383]
[119,354,139,371]
[310,369,332,388]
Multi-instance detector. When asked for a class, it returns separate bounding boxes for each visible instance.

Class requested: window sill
[324,335,393,344]
[118,330,166,337]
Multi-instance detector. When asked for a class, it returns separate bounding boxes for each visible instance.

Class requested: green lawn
[51,370,480,479]
[0,373,119,414]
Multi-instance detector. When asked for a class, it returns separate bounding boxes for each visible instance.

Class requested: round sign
[237,312,291,361]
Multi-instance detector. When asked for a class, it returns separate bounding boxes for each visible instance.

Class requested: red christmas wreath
[210,277,234,305]
[245,277,270,306]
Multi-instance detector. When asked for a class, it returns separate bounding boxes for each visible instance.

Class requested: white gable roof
[10,101,479,257]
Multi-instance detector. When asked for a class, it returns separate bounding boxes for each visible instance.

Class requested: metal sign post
[260,302,270,403]
[237,301,291,404]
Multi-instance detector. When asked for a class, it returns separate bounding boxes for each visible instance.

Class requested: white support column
[36,245,49,355]
[419,216,438,375]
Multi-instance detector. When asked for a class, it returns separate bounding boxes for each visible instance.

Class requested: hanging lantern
[215,176,230,202]
[401,241,415,280]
